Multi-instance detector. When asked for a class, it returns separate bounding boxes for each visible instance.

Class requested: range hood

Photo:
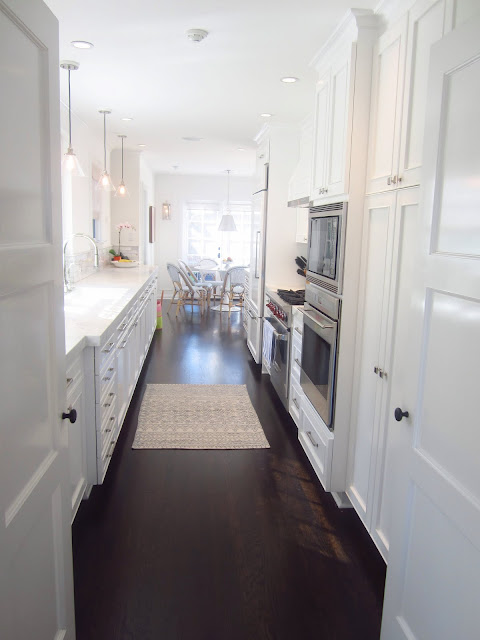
[287,195,310,208]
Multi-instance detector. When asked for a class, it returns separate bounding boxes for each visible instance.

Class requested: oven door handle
[303,309,335,329]
[265,317,289,341]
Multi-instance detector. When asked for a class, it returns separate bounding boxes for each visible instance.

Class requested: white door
[381,16,480,639]
[0,1,75,638]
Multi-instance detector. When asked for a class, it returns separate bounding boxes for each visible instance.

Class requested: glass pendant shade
[98,169,116,191]
[62,147,85,177]
[60,61,85,177]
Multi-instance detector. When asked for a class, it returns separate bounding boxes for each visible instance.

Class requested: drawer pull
[118,322,128,331]
[109,416,115,421]
[105,428,112,433]
[293,398,299,409]
[102,376,111,382]
[294,358,301,366]
[108,367,114,372]
[294,327,303,336]
[108,392,115,397]
[306,431,318,448]
[66,377,74,388]
[102,342,115,353]
[103,402,111,408]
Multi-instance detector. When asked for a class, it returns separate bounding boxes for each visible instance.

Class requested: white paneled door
[0,1,75,639]
[381,15,480,640]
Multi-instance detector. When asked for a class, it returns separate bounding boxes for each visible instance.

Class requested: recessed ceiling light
[260,113,273,118]
[237,148,245,151]
[71,40,94,49]
[182,136,203,142]
[138,144,146,148]
[281,76,299,83]
[121,117,133,122]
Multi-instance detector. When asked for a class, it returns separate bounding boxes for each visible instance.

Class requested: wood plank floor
[72,308,386,640]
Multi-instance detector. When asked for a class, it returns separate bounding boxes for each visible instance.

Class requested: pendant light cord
[121,137,124,180]
[227,169,230,212]
[103,112,107,171]
[68,69,72,148]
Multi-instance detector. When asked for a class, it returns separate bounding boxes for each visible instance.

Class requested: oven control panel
[266,299,288,323]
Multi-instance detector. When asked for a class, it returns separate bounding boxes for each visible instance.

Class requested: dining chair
[183,259,223,302]
[178,259,214,307]
[198,258,218,268]
[166,262,207,316]
[218,266,246,317]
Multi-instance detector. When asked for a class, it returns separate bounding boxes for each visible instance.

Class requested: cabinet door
[398,0,448,188]
[67,378,87,522]
[296,208,308,243]
[325,47,354,198]
[347,192,396,533]
[311,70,330,198]
[366,16,408,194]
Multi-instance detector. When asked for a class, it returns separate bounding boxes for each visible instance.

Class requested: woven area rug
[132,384,270,450]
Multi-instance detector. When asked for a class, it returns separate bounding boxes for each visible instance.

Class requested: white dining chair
[166,262,207,316]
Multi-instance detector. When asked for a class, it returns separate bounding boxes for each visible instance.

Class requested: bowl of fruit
[109,249,138,268]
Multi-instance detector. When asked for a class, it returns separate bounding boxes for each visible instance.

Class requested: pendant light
[60,60,85,177]
[97,109,116,192]
[218,169,237,232]
[115,134,129,197]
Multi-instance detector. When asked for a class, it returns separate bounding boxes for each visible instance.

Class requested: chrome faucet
[63,233,99,292]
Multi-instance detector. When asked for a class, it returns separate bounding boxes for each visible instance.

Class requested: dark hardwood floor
[72,308,386,640]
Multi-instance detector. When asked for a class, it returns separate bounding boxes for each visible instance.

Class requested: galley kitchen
[1,1,479,639]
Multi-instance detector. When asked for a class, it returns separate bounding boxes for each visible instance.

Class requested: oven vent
[310,201,344,214]
[308,275,339,294]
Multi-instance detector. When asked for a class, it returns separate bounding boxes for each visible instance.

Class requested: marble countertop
[64,265,158,360]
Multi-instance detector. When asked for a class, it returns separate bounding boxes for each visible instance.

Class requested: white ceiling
[45,0,377,176]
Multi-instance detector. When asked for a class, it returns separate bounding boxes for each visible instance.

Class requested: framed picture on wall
[149,206,155,243]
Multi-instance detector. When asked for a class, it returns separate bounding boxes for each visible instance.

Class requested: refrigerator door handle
[255,231,261,278]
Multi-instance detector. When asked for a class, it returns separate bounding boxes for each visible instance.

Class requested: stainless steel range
[263,288,305,409]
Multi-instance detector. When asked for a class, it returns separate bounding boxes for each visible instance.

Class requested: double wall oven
[299,201,346,430]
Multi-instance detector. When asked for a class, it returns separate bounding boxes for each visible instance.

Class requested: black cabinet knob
[62,408,77,424]
[394,407,409,422]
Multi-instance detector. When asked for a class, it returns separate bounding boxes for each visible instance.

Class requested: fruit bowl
[112,260,139,268]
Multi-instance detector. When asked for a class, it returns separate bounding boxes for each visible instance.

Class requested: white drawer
[289,377,303,428]
[299,398,334,491]
[95,356,116,398]
[95,331,117,374]
[95,375,117,424]
[66,354,84,399]
[291,342,302,384]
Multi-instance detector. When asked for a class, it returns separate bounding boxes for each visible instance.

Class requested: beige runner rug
[132,384,270,449]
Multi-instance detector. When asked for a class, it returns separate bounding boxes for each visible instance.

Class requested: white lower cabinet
[245,301,262,364]
[82,273,158,486]
[346,188,419,560]
[66,353,88,521]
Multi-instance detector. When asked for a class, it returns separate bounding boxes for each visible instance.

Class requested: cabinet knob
[394,407,409,422]
[62,408,77,423]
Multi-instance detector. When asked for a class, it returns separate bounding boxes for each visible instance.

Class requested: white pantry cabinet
[347,187,420,560]
[288,115,314,204]
[366,0,453,194]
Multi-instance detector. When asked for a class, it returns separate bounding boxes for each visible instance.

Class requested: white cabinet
[310,10,378,203]
[245,301,262,363]
[288,114,313,204]
[296,208,308,244]
[254,137,269,192]
[366,0,452,193]
[66,353,88,521]
[347,187,420,560]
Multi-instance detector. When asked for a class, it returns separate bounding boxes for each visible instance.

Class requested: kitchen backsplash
[65,246,139,284]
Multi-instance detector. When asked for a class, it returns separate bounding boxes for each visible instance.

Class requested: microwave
[306,201,347,296]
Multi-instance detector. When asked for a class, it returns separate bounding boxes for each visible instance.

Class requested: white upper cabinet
[367,0,452,193]
[288,114,313,204]
[310,10,379,204]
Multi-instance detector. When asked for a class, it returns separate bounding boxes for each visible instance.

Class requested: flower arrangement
[109,221,135,260]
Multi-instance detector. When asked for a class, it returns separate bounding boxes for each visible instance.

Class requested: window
[184,202,252,265]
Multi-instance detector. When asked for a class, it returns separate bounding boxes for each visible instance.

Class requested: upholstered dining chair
[166,262,207,316]
[218,266,246,318]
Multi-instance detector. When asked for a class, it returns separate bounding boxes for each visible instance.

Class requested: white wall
[154,173,254,295]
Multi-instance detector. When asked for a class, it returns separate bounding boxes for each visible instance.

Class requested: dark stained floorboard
[72,309,386,640]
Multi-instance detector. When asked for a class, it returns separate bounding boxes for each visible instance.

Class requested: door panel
[0,1,75,637]
[381,16,480,639]
[311,71,330,196]
[326,51,351,195]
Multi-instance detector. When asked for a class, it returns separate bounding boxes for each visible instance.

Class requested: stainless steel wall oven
[300,286,340,429]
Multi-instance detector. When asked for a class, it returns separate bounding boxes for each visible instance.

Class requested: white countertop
[64,265,158,360]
